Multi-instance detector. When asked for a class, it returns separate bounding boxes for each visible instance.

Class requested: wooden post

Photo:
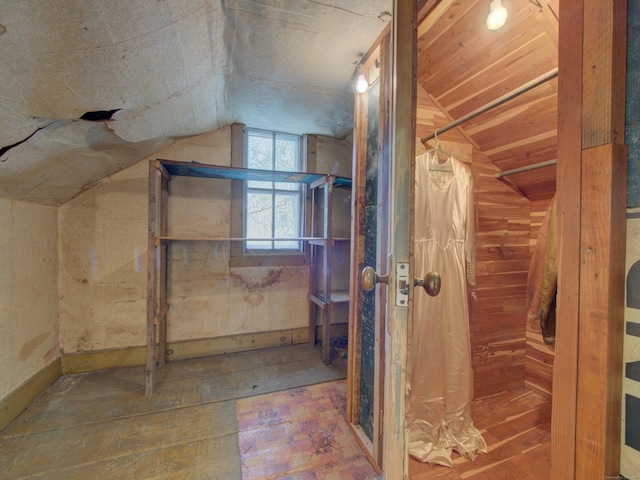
[145,160,158,396]
[158,174,168,367]
[322,177,334,365]
[576,143,627,477]
[554,0,627,477]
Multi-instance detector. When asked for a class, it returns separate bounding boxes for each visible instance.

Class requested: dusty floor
[0,343,551,479]
[0,343,347,479]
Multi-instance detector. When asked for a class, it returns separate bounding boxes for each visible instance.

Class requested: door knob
[362,266,389,291]
[415,272,441,297]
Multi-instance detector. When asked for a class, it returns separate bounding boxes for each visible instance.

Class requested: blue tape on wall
[626,0,640,207]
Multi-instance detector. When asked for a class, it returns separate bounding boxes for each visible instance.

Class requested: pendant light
[486,0,509,31]
[355,68,369,94]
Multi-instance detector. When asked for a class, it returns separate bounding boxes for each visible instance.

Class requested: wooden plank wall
[525,199,555,398]
[471,151,530,399]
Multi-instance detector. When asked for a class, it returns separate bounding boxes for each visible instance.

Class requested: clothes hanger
[427,129,453,172]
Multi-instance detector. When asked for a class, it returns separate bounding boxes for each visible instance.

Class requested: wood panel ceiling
[417,0,559,200]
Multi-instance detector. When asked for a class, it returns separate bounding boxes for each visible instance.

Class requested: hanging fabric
[407,149,487,467]
[526,196,557,344]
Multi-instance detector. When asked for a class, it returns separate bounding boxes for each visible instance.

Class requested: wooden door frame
[379,0,628,478]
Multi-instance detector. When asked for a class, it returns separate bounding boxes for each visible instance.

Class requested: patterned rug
[235,379,379,479]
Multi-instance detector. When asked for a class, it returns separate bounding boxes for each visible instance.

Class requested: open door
[347,33,390,473]
[348,1,416,477]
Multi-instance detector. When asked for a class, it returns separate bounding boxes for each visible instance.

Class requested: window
[244,128,304,252]
[230,124,309,267]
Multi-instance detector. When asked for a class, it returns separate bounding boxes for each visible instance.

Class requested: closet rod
[494,159,557,178]
[420,68,559,144]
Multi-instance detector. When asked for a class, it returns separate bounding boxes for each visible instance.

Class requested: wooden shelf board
[157,236,351,244]
[156,159,352,188]
[308,290,350,306]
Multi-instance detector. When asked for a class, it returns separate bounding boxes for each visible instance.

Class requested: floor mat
[235,379,378,479]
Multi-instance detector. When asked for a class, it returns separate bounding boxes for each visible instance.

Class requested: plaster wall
[0,198,59,401]
[58,127,352,354]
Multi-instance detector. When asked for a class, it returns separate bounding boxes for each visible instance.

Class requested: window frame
[230,123,312,267]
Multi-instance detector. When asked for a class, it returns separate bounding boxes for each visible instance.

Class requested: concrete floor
[0,343,347,479]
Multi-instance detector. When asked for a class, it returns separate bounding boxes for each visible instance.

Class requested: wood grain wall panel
[417,0,477,52]
[525,333,555,396]
[488,132,557,167]
[466,96,558,151]
[471,151,530,399]
[419,4,553,103]
[440,42,557,118]
[417,0,558,211]
[465,82,558,140]
[476,245,530,263]
[490,134,557,167]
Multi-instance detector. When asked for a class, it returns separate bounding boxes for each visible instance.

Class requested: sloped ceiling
[0,0,392,205]
[417,0,559,200]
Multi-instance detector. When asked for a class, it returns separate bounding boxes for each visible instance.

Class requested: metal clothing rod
[494,159,557,178]
[420,68,559,144]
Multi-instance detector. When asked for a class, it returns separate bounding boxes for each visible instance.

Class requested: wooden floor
[0,343,551,479]
[0,343,347,480]
[409,389,552,479]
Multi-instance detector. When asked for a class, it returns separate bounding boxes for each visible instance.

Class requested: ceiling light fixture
[486,0,509,31]
[355,66,368,94]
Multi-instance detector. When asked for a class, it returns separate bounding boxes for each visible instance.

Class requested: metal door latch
[396,262,409,306]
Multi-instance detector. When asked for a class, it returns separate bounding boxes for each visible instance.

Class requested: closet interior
[413,0,559,475]
[349,0,560,477]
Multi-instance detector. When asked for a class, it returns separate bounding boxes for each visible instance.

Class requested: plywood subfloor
[409,389,552,480]
[0,343,347,480]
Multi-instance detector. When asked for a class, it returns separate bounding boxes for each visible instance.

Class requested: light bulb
[486,0,508,31]
[355,74,368,93]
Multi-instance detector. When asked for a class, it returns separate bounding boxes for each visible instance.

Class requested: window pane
[275,135,298,171]
[247,131,273,189]
[274,135,299,191]
[244,128,303,253]
[247,132,273,170]
[246,192,272,250]
[274,192,301,250]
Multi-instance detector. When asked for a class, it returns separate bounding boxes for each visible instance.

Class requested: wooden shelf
[308,290,350,308]
[156,158,352,188]
[308,238,350,246]
[146,158,352,395]
[307,175,352,365]
[157,235,324,243]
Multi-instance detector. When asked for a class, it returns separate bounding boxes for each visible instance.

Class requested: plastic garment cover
[525,196,557,344]
[407,151,487,467]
